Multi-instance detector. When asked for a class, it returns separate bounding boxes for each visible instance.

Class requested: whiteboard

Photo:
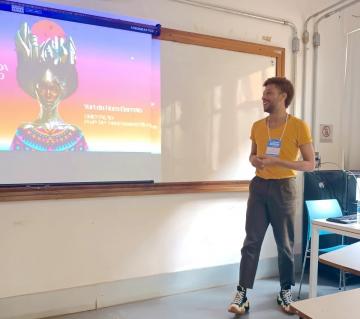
[160,39,276,182]
[1,28,283,200]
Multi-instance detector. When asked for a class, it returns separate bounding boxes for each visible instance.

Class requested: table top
[290,288,360,319]
[319,241,360,276]
[313,219,360,236]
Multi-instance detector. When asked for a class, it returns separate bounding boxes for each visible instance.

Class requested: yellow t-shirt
[250,114,312,179]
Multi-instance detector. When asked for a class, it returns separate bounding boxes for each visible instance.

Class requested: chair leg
[338,270,343,291]
[298,239,310,299]
[338,270,348,291]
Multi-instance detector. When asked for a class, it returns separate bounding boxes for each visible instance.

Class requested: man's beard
[263,102,275,114]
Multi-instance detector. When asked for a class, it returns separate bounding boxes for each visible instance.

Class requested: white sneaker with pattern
[228,286,250,315]
[277,288,295,314]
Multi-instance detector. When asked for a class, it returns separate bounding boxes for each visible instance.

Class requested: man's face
[262,84,286,113]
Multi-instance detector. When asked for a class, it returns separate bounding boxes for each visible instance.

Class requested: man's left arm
[261,143,315,172]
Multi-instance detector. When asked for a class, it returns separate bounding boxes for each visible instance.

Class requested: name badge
[265,139,281,157]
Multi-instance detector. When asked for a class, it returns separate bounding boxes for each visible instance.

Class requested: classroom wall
[309,13,346,165]
[0,194,250,297]
[313,4,360,170]
[1,0,358,318]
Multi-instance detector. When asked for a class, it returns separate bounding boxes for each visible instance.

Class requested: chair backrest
[305,199,343,240]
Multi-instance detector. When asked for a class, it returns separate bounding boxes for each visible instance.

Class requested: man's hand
[258,155,280,167]
[250,155,265,169]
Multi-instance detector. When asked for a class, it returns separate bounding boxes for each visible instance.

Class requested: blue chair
[297,199,347,299]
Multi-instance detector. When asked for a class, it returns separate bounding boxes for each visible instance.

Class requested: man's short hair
[263,77,294,108]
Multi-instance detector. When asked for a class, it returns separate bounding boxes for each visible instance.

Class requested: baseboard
[0,255,287,319]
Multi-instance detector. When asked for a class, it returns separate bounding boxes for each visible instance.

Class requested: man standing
[228,77,315,315]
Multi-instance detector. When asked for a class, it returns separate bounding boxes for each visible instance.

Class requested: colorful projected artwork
[0,10,161,153]
[11,20,88,151]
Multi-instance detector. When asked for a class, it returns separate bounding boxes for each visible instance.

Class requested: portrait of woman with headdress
[10,20,88,151]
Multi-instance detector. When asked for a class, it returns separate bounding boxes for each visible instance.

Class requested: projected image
[11,20,88,151]
[0,11,160,153]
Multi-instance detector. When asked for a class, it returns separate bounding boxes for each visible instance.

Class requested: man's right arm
[249,141,264,169]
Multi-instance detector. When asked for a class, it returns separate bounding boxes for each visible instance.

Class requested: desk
[290,288,360,319]
[309,219,360,298]
[319,241,360,276]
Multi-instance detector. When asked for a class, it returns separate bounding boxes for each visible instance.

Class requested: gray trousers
[239,176,297,289]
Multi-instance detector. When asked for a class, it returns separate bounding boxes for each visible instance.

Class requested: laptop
[326,214,358,224]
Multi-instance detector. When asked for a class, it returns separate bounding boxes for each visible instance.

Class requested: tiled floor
[49,273,360,319]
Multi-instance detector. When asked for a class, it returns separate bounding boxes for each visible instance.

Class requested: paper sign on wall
[320,124,333,143]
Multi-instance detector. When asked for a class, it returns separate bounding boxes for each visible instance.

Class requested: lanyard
[267,114,289,141]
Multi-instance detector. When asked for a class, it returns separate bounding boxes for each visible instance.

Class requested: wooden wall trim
[158,28,285,76]
[0,181,249,202]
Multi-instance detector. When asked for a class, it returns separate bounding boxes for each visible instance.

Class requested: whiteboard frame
[0,28,285,201]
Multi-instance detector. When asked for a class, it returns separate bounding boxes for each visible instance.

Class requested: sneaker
[228,286,250,315]
[277,288,295,314]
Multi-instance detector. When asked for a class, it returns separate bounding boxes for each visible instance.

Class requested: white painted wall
[309,3,360,170]
[2,0,359,317]
[0,194,253,298]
